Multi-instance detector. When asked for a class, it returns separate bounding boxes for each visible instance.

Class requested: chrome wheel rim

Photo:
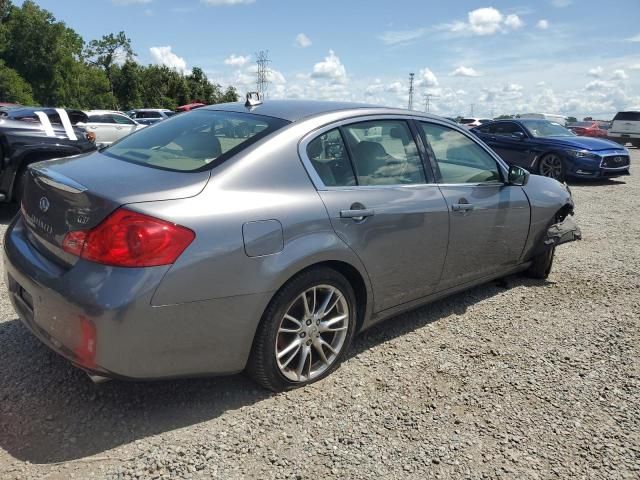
[540,155,563,179]
[275,284,349,382]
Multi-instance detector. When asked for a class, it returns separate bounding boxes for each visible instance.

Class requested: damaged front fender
[544,215,582,248]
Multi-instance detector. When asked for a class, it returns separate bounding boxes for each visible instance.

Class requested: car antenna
[245,91,262,108]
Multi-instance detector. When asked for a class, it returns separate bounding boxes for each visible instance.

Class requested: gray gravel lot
[0,150,639,480]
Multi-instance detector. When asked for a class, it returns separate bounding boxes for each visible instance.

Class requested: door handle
[452,203,474,212]
[340,208,375,220]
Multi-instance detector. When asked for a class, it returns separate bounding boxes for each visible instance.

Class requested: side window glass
[112,114,134,125]
[342,120,426,186]
[306,129,356,187]
[494,122,523,136]
[420,123,502,184]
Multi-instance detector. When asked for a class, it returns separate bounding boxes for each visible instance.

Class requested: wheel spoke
[277,338,301,359]
[295,345,311,381]
[312,338,329,364]
[283,314,302,329]
[280,343,301,368]
[319,337,337,356]
[324,294,343,318]
[301,292,311,318]
[319,313,348,332]
[317,287,336,317]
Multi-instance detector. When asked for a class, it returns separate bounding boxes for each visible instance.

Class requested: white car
[608,111,640,147]
[81,110,146,146]
[459,118,492,128]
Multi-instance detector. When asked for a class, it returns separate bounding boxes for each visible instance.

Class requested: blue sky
[17,0,640,118]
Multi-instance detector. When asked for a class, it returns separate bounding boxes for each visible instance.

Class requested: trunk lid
[21,152,210,266]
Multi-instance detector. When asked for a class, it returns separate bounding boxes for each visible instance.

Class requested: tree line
[0,0,239,110]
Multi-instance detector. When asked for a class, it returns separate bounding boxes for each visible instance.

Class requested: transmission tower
[408,73,415,110]
[255,50,271,98]
[423,93,439,113]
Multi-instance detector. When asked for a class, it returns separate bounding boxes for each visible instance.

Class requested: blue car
[472,119,630,181]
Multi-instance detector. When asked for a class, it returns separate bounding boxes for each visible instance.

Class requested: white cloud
[415,68,438,87]
[468,7,504,35]
[295,33,312,48]
[311,50,347,84]
[536,19,549,30]
[112,0,151,4]
[224,54,250,67]
[379,28,426,46]
[451,66,481,77]
[587,66,603,77]
[504,14,524,30]
[612,69,628,80]
[202,0,255,5]
[504,83,523,93]
[626,33,640,42]
[149,46,187,74]
[448,8,524,36]
[629,64,640,70]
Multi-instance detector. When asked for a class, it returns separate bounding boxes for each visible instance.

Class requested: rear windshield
[103,110,289,172]
[613,111,640,121]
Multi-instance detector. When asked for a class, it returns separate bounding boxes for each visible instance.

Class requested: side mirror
[511,131,525,141]
[508,165,530,186]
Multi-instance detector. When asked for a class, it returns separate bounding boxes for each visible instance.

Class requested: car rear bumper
[4,215,271,380]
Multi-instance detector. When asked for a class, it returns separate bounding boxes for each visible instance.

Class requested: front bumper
[4,216,271,380]
[567,154,630,179]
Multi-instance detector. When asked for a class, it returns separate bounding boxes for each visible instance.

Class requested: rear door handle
[452,203,474,212]
[340,208,375,219]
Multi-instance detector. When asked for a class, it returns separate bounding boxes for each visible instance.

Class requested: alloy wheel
[275,284,350,382]
[539,155,563,180]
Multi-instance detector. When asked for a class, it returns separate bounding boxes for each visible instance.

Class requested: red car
[569,121,608,138]
[176,102,206,113]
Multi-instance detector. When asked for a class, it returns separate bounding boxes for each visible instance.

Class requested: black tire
[526,247,555,279]
[247,267,357,392]
[538,153,565,181]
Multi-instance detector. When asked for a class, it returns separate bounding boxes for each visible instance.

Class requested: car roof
[201,99,448,123]
[134,108,171,112]
[86,110,125,115]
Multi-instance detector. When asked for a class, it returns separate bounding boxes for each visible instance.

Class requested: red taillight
[62,208,195,267]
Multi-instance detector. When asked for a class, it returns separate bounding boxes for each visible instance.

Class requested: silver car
[4,98,581,391]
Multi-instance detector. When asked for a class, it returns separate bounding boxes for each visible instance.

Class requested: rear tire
[526,247,555,279]
[247,267,357,392]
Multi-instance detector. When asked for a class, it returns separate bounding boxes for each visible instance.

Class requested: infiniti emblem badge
[39,196,50,212]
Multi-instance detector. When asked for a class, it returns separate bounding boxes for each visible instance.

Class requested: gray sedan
[4,98,580,391]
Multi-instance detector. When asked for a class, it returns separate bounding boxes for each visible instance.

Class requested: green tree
[1,0,84,106]
[0,59,34,104]
[186,67,222,104]
[113,60,142,110]
[220,85,239,103]
[85,31,134,108]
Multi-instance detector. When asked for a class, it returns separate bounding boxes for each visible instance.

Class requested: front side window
[104,110,289,172]
[493,122,525,137]
[420,122,502,184]
[342,120,426,186]
[87,115,113,124]
[111,114,135,125]
[521,120,574,138]
[306,128,356,187]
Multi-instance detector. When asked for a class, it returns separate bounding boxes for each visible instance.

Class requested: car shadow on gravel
[0,274,550,465]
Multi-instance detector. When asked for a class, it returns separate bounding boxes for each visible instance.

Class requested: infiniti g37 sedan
[4,99,581,391]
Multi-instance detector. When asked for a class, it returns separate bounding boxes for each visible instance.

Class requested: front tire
[247,267,357,391]
[538,153,565,181]
[526,247,555,279]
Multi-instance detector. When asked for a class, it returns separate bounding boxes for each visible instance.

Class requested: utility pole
[408,73,415,110]
[470,103,475,117]
[423,93,438,113]
[255,50,271,99]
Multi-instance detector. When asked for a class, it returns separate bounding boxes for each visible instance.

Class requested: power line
[408,73,415,110]
[255,50,271,99]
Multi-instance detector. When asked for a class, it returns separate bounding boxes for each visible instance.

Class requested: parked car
[5,99,581,391]
[0,107,96,202]
[80,110,146,146]
[567,121,608,138]
[519,113,567,126]
[607,111,640,147]
[458,117,492,128]
[128,108,176,126]
[176,103,206,113]
[472,119,630,181]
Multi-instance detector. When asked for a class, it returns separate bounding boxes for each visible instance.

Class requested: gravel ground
[0,150,639,480]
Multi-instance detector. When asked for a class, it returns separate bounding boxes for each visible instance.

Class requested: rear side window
[104,110,289,172]
[342,120,426,186]
[306,129,356,187]
[613,111,640,121]
[493,122,525,136]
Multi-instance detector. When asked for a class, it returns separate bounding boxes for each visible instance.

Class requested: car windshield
[521,120,575,138]
[104,109,289,172]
